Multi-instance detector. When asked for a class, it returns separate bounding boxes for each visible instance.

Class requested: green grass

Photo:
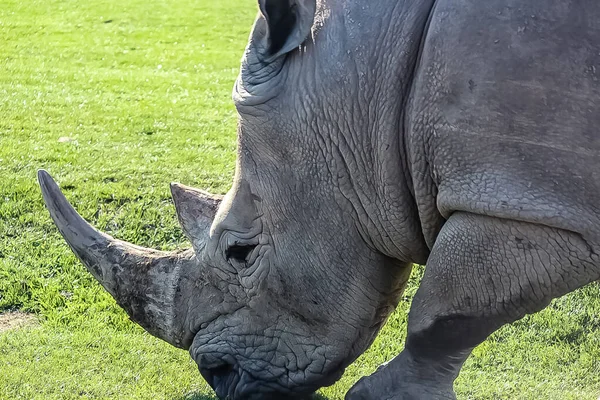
[1,0,600,398]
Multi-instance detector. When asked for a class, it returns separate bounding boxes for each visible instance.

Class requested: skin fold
[39,0,600,398]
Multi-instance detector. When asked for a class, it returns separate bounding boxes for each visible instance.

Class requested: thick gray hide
[40,0,600,399]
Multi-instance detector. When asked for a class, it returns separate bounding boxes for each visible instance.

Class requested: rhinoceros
[38,0,600,398]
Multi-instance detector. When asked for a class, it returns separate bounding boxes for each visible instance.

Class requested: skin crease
[39,0,600,399]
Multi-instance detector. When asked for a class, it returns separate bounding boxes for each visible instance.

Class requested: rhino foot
[344,354,456,400]
[346,379,455,400]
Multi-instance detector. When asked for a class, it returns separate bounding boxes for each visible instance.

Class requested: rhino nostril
[226,244,257,263]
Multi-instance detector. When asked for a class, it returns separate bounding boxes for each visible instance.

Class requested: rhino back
[406,0,600,246]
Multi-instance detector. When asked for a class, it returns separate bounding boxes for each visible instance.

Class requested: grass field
[2,0,600,399]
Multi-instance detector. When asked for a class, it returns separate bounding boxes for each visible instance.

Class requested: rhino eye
[225,244,256,263]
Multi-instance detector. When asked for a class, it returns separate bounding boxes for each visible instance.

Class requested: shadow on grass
[177,393,331,400]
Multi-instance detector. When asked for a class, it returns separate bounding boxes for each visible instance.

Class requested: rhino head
[40,0,430,398]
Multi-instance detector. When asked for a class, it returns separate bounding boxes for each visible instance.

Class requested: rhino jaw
[37,170,213,349]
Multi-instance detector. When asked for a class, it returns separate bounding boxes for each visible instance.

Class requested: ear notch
[259,0,316,61]
[170,183,222,246]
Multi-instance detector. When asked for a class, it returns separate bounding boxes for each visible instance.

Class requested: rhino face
[188,138,408,397]
[39,0,417,398]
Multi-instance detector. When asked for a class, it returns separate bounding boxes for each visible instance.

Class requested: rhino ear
[258,0,316,61]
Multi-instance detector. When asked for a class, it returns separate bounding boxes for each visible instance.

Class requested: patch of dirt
[0,312,38,333]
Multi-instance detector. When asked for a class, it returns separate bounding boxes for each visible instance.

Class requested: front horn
[38,170,200,349]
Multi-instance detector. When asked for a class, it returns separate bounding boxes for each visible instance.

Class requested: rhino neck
[311,0,434,264]
[331,118,430,265]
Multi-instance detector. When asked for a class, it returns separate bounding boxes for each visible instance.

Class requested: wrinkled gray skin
[38,0,600,398]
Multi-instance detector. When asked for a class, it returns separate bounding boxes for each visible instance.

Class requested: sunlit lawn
[1,0,600,398]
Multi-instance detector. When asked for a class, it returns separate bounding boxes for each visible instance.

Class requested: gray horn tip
[37,168,52,188]
[170,182,223,207]
[37,168,101,242]
[169,182,186,199]
[38,169,62,209]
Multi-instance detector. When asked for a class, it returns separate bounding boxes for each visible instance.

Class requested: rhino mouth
[191,336,347,400]
[198,362,345,400]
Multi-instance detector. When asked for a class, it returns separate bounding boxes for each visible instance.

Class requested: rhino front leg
[347,212,600,399]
